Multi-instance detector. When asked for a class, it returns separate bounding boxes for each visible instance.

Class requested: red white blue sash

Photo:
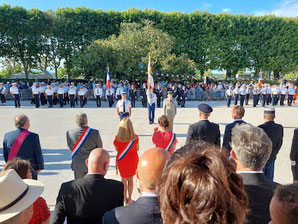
[71,126,92,159]
[165,132,176,152]
[117,140,135,161]
[8,129,30,161]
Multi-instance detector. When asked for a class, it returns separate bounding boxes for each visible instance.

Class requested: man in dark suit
[52,148,124,224]
[290,128,298,180]
[3,114,44,180]
[67,113,103,179]
[258,108,283,181]
[185,104,220,146]
[230,124,278,224]
[103,148,170,224]
[222,105,246,153]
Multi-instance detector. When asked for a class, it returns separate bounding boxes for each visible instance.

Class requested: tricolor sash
[116,139,135,175]
[165,132,176,152]
[8,129,30,161]
[71,126,92,159]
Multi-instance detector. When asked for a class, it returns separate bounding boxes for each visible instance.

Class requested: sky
[0,0,297,17]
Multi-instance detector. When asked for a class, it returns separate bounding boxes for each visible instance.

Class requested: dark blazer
[185,120,220,146]
[3,128,44,171]
[239,172,278,224]
[66,127,103,174]
[222,120,246,152]
[258,121,283,161]
[102,196,162,224]
[52,174,124,224]
[290,128,298,162]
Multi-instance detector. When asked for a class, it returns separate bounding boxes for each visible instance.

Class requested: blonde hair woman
[114,118,139,204]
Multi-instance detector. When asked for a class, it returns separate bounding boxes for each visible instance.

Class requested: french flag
[147,57,154,92]
[106,67,111,90]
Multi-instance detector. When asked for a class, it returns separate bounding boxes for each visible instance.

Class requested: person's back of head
[269,182,298,224]
[75,113,88,127]
[157,147,248,224]
[14,114,30,129]
[87,148,110,175]
[232,105,245,120]
[231,124,272,171]
[137,148,170,193]
[116,118,136,142]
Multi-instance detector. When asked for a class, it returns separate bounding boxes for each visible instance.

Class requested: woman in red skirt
[114,118,139,205]
[152,115,178,155]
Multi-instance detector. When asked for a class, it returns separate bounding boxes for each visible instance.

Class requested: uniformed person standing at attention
[239,84,246,107]
[0,82,7,106]
[129,85,137,108]
[225,86,233,107]
[155,84,163,108]
[45,85,54,108]
[106,87,114,107]
[140,83,147,108]
[185,103,220,146]
[252,86,258,107]
[233,84,240,105]
[78,86,86,108]
[288,84,295,106]
[68,86,76,108]
[245,85,251,105]
[260,85,268,107]
[57,85,65,108]
[271,85,279,106]
[10,82,21,108]
[32,83,40,108]
[280,84,287,106]
[116,92,131,121]
[180,85,187,108]
[93,83,102,107]
[163,91,177,131]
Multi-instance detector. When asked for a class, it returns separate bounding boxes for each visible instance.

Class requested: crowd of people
[0,100,298,223]
[0,79,297,108]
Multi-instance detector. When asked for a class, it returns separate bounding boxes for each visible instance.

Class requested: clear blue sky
[1,0,297,17]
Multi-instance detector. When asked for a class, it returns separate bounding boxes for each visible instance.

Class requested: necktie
[97,89,99,94]
[123,100,125,113]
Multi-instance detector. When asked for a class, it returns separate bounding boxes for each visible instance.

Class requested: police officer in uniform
[271,85,279,106]
[180,86,187,108]
[288,84,295,106]
[280,84,287,106]
[116,92,131,120]
[239,84,246,107]
[32,83,40,108]
[147,89,157,124]
[94,83,103,107]
[155,85,163,108]
[57,85,65,108]
[225,86,233,107]
[140,83,147,108]
[260,85,268,107]
[106,88,114,107]
[10,82,21,108]
[163,91,177,131]
[233,84,240,105]
[185,103,220,146]
[245,85,251,105]
[0,82,6,106]
[258,108,283,181]
[78,86,86,108]
[129,85,137,108]
[45,85,54,108]
[68,86,76,108]
[252,86,258,107]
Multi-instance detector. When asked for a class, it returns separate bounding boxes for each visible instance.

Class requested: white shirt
[116,99,131,113]
[94,88,103,97]
[147,92,157,105]
[288,88,295,95]
[68,89,76,95]
[280,88,287,95]
[261,88,267,94]
[57,88,65,94]
[39,86,46,93]
[116,88,121,96]
[10,86,19,94]
[245,88,251,94]
[32,87,40,95]
[45,89,53,96]
[141,192,158,197]
[266,88,271,94]
[233,88,239,94]
[106,89,114,96]
[78,90,85,96]
[226,89,233,96]
[240,88,246,95]
[0,86,6,94]
[272,88,279,95]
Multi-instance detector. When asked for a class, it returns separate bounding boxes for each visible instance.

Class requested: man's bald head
[88,148,110,175]
[137,148,170,192]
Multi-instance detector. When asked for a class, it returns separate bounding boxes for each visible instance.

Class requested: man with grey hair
[66,113,103,179]
[3,114,44,180]
[230,124,278,224]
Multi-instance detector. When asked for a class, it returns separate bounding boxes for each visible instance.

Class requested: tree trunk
[226,69,231,78]
[55,66,58,79]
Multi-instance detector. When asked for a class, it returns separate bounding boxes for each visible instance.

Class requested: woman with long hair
[114,118,139,205]
[152,115,178,155]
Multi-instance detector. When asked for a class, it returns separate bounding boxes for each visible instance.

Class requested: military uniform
[94,85,103,107]
[140,87,147,108]
[225,88,233,107]
[129,87,137,108]
[106,88,114,107]
[233,87,240,105]
[57,87,65,108]
[154,87,163,108]
[179,87,187,107]
[163,94,177,131]
[45,86,54,108]
[185,104,220,146]
[10,84,20,108]
[32,85,40,108]
[0,83,6,105]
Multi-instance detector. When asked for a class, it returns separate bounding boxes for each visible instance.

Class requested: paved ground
[0,100,297,211]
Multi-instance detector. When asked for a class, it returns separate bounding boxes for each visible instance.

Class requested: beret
[198,103,213,114]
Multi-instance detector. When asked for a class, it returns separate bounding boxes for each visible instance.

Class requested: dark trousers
[240,95,245,107]
[267,94,271,105]
[253,95,258,107]
[227,96,232,107]
[141,96,147,108]
[130,97,135,108]
[272,94,277,106]
[117,95,121,100]
[120,112,129,121]
[79,96,84,107]
[147,103,155,124]
[34,94,40,108]
[0,94,6,103]
[245,94,249,105]
[64,93,69,104]
[257,94,260,105]
[280,94,286,105]
[107,96,113,107]
[96,96,101,107]
[58,94,64,108]
[47,96,53,107]
[13,94,20,108]
[70,95,75,108]
[177,97,181,106]
[262,94,267,107]
[263,160,275,181]
[53,95,58,105]
[288,95,294,106]
[157,97,161,108]
[40,94,46,105]
[75,95,78,105]
[181,98,186,107]
[291,164,298,181]
[234,94,239,105]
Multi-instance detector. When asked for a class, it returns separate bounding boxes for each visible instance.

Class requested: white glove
[291,160,296,166]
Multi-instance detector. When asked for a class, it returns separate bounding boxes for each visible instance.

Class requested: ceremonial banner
[147,57,154,92]
[258,71,263,88]
[71,126,92,159]
[106,67,111,90]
